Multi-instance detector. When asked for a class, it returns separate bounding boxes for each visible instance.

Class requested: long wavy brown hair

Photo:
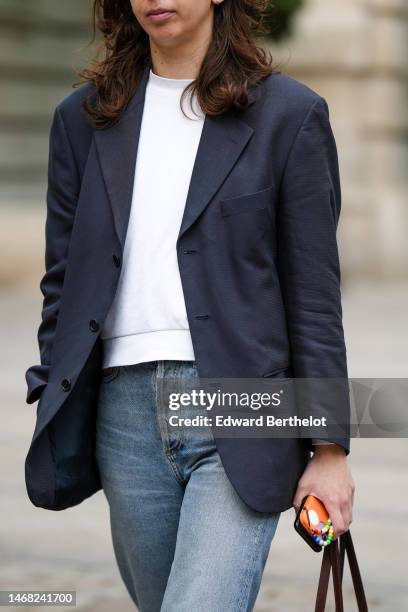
[75,0,280,129]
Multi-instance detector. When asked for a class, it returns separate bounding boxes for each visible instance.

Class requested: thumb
[293,491,306,513]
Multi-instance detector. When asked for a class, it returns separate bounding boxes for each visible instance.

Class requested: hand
[293,445,355,539]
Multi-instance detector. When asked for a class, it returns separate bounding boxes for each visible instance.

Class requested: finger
[343,502,352,527]
[326,504,346,539]
[340,487,355,531]
[340,500,353,532]
[350,482,356,512]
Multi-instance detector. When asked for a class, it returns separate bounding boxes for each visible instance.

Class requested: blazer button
[61,377,71,392]
[89,319,100,332]
[112,253,121,267]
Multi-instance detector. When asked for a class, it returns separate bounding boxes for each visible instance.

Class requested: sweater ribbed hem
[101,329,195,368]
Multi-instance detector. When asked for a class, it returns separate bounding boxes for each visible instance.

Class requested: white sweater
[101,68,205,367]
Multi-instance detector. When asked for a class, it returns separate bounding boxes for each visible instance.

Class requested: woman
[24,1,355,610]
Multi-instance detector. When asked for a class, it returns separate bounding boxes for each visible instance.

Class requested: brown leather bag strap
[315,540,344,612]
[314,545,332,612]
[339,532,346,584]
[314,530,368,612]
[341,531,369,612]
[330,539,344,611]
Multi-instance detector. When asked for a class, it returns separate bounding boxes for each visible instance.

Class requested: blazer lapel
[177,112,254,239]
[94,60,262,247]
[94,62,151,247]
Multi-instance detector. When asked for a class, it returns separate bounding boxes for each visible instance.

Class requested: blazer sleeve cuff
[309,437,350,456]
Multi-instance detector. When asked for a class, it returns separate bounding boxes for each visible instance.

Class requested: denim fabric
[95,360,281,611]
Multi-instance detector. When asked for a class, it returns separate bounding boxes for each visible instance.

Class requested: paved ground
[1,280,407,611]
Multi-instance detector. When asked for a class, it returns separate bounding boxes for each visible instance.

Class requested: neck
[148,30,211,80]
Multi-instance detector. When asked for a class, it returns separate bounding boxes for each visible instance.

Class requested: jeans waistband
[102,359,197,374]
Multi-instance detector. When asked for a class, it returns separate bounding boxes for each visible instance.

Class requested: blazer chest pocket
[220,185,275,218]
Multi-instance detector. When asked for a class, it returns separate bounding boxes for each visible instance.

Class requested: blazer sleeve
[277,96,350,455]
[25,106,80,404]
[311,438,335,446]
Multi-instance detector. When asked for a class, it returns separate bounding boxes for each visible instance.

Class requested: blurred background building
[0,0,407,286]
[1,2,407,610]
[283,0,408,281]
[0,0,92,286]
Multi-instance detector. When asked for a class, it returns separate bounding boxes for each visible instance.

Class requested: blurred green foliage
[264,0,305,41]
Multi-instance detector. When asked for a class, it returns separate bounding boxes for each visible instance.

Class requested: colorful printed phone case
[294,495,333,552]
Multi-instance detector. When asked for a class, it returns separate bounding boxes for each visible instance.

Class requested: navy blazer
[24,58,350,513]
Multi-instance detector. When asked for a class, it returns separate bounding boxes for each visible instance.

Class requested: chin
[149,24,185,43]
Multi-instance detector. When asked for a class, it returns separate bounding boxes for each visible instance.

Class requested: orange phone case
[299,495,329,533]
[294,494,331,552]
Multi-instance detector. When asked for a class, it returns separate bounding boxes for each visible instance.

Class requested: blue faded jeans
[95,360,281,611]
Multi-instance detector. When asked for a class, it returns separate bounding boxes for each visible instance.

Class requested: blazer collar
[94,59,261,247]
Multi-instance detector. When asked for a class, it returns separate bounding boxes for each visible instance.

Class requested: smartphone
[293,494,332,553]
